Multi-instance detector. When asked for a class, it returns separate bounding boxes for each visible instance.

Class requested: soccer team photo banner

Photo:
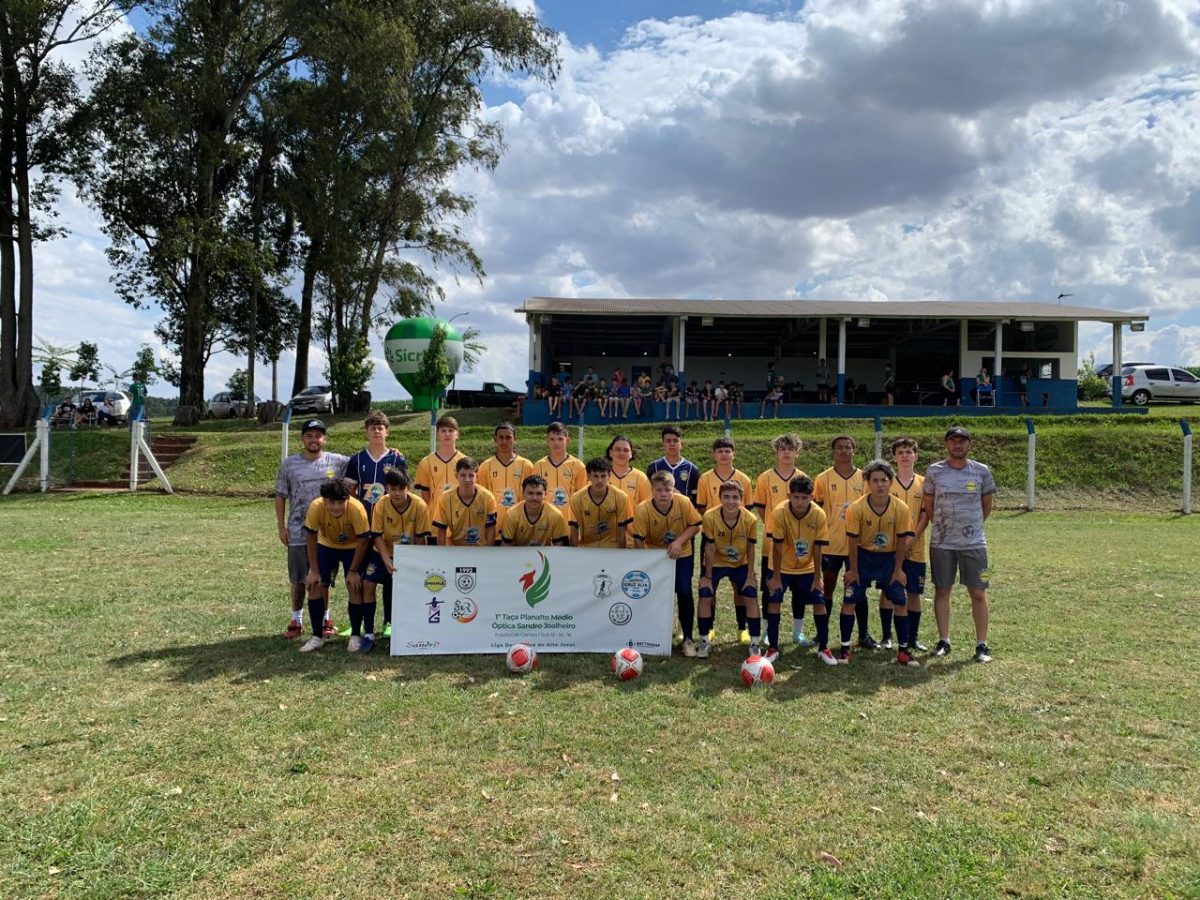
[390,548,675,656]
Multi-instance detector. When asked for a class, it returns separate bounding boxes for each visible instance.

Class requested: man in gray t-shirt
[923,426,996,663]
[275,419,349,638]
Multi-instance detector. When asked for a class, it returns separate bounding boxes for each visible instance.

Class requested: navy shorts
[847,550,906,605]
[317,545,357,587]
[361,549,391,585]
[902,559,926,595]
[822,553,849,576]
[770,572,825,609]
[675,553,695,599]
[700,564,757,600]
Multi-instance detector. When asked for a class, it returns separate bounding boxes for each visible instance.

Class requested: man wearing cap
[922,426,996,663]
[275,419,350,639]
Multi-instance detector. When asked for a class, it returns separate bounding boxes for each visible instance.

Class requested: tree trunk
[13,93,39,424]
[0,21,17,428]
[291,239,319,397]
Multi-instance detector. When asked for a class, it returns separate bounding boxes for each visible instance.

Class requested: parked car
[444,382,523,409]
[288,384,335,415]
[1098,361,1155,395]
[1119,365,1200,405]
[207,391,261,418]
[71,390,131,422]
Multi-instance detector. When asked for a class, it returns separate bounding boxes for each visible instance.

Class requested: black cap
[944,426,972,440]
[300,418,327,434]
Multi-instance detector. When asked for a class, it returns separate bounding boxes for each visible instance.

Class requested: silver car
[72,390,131,422]
[1119,365,1200,405]
[207,391,261,418]
[288,384,335,414]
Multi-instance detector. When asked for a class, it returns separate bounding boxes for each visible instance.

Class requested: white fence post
[281,407,291,462]
[873,416,883,460]
[3,419,49,496]
[1182,419,1193,515]
[1025,418,1036,511]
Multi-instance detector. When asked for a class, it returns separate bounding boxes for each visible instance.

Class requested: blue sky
[35,0,1200,399]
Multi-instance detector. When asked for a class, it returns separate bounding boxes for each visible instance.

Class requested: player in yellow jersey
[432,457,498,546]
[300,478,371,654]
[886,437,929,653]
[766,475,833,665]
[634,471,703,655]
[478,422,534,532]
[697,481,761,659]
[363,469,433,652]
[568,457,634,548]
[534,421,587,512]
[752,433,810,645]
[841,461,916,667]
[813,434,874,648]
[502,475,571,546]
[696,436,755,644]
[414,415,465,503]
[606,435,650,544]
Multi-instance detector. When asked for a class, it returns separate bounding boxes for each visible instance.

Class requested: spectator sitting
[54,399,77,426]
[78,397,97,425]
[97,397,118,425]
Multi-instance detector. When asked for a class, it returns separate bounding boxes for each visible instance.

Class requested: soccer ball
[610,647,643,681]
[740,654,775,687]
[505,643,538,674]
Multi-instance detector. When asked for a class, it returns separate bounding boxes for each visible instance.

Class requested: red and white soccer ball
[505,643,538,674]
[740,654,775,687]
[610,647,644,681]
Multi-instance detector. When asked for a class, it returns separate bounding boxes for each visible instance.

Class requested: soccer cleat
[338,625,352,637]
[911,640,928,652]
[738,628,751,645]
[382,623,392,638]
[858,634,880,650]
[835,645,852,664]
[323,619,336,639]
[347,635,362,653]
[299,636,325,653]
[795,630,815,648]
[933,639,952,657]
[680,638,697,658]
[764,647,780,664]
[283,620,303,639]
[696,638,711,659]
[708,628,717,645]
[818,648,839,666]
[882,637,895,650]
[359,635,375,654]
[748,640,761,657]
[973,642,993,664]
[896,649,921,668]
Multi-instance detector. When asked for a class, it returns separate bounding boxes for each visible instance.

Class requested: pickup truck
[444,382,523,409]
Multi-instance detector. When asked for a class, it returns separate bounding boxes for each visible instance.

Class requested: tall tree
[0,0,124,427]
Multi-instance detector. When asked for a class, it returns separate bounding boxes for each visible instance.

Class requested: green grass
[1,494,1198,897]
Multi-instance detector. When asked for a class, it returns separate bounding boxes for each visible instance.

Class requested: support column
[818,318,828,366]
[675,316,687,389]
[837,318,848,404]
[993,320,1004,406]
[1112,322,1122,409]
[959,319,969,405]
[527,315,541,399]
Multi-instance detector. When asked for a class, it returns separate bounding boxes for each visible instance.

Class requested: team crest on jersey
[724,546,740,561]
[325,468,336,479]
[873,532,888,549]
[366,483,385,505]
[596,521,609,534]
[794,540,809,557]
[664,530,678,542]
[554,487,568,505]
[502,488,516,507]
[398,534,412,545]
[336,530,348,543]
[465,526,481,545]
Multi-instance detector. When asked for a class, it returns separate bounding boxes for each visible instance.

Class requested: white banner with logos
[389,547,675,656]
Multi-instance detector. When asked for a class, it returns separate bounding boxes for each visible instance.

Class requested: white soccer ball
[740,654,775,687]
[610,647,644,681]
[505,643,538,674]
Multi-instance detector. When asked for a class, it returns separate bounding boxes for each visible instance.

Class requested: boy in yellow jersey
[813,435,874,648]
[534,421,587,511]
[752,433,811,645]
[501,475,570,546]
[568,457,634,548]
[697,481,761,659]
[841,461,916,666]
[301,478,371,653]
[766,475,833,665]
[478,422,534,532]
[606,434,650,544]
[414,415,465,503]
[634,471,703,655]
[432,457,498,546]
[364,468,434,652]
[885,437,929,653]
[696,436,755,643]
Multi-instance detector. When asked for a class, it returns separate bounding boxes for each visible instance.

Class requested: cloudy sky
[34,0,1200,398]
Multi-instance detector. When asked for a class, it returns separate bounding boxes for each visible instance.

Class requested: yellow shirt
[568,485,634,548]
[767,502,829,574]
[845,495,913,554]
[478,454,534,528]
[414,450,466,500]
[370,494,433,555]
[304,496,370,549]
[534,454,588,510]
[812,466,864,557]
[701,506,759,569]
[753,466,808,557]
[432,487,498,546]
[890,473,926,563]
[633,494,702,557]
[501,502,570,546]
[695,467,754,513]
[611,466,652,547]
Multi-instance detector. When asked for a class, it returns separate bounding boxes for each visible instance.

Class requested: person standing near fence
[923,426,996,663]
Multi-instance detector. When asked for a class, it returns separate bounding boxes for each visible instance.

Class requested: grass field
[2,493,1198,898]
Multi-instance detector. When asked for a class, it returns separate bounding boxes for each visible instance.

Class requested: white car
[72,390,132,422]
[207,391,261,418]
[1119,365,1200,405]
[288,384,335,415]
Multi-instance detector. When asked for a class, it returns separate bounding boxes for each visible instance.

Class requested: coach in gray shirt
[922,426,996,663]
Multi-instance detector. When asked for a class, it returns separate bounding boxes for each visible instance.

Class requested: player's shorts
[701,564,757,601]
[821,553,849,576]
[902,559,926,595]
[675,553,695,599]
[769,571,823,608]
[847,550,906,605]
[361,549,390,585]
[287,544,309,585]
[316,545,357,586]
[930,547,990,590]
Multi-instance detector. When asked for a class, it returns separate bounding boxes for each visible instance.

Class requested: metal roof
[517,297,1148,324]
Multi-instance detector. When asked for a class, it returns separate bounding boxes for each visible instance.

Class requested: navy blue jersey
[344,448,407,519]
[646,456,701,505]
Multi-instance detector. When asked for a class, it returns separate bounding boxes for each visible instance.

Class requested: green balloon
[384,318,464,411]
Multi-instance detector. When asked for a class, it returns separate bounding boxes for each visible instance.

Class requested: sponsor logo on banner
[622,570,651,599]
[593,570,612,598]
[455,567,477,592]
[426,597,444,623]
[453,598,479,623]
[424,570,447,593]
[406,640,440,649]
[518,552,552,608]
[608,602,632,626]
